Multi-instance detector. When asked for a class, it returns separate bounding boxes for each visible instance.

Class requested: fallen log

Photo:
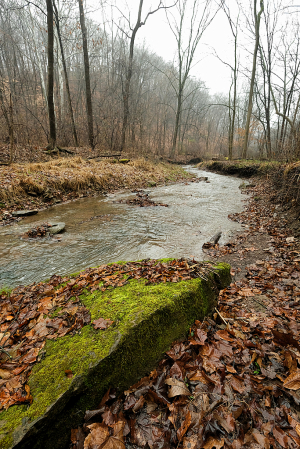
[87,154,121,160]
[210,231,222,245]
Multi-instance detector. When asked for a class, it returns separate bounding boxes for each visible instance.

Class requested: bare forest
[0,0,300,162]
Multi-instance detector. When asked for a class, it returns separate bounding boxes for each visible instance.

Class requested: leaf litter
[71,181,300,449]
[0,258,214,412]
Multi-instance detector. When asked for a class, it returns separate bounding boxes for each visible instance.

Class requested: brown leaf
[215,330,235,342]
[252,428,270,449]
[65,370,73,379]
[226,365,237,374]
[92,318,114,330]
[283,371,300,390]
[272,329,300,350]
[239,288,254,297]
[165,378,190,397]
[177,410,191,442]
[273,426,289,448]
[217,410,235,433]
[103,421,125,449]
[183,435,198,449]
[202,437,225,449]
[229,376,246,394]
[189,370,212,385]
[84,423,110,449]
[6,376,22,390]
[0,369,13,380]
[284,350,297,373]
[19,347,40,364]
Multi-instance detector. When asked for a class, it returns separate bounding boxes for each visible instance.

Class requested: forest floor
[0,156,194,226]
[70,176,300,449]
[2,156,300,447]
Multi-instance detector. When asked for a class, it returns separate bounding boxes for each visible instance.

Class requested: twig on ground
[215,307,228,325]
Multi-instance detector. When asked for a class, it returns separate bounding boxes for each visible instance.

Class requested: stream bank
[0,157,193,225]
[199,159,300,235]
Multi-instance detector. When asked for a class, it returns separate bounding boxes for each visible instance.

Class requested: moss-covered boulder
[0,262,230,449]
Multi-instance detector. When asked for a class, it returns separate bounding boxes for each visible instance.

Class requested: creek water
[0,167,245,288]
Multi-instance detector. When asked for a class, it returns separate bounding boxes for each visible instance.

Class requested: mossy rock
[0,262,230,449]
[118,159,130,164]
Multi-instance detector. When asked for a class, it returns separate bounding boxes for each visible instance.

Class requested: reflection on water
[0,167,245,287]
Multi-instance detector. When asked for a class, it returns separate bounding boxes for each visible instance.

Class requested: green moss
[0,262,230,449]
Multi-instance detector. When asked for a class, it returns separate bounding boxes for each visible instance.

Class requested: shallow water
[0,167,245,287]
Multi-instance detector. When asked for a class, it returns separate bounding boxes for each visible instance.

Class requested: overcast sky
[89,0,300,96]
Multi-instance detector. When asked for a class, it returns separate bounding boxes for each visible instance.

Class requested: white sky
[134,3,235,95]
[88,0,300,96]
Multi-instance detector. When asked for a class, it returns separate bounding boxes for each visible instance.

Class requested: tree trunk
[46,0,56,151]
[9,93,14,164]
[171,89,182,158]
[78,0,94,148]
[242,0,264,159]
[120,0,144,153]
[53,0,79,147]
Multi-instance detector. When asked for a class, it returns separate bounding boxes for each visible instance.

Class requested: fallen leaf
[229,376,245,394]
[183,435,198,449]
[202,437,224,449]
[84,423,110,449]
[252,428,270,449]
[177,410,191,441]
[92,318,114,330]
[283,371,300,390]
[165,378,190,397]
[0,369,13,380]
[273,426,289,448]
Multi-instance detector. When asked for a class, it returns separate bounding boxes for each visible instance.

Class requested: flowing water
[0,167,246,288]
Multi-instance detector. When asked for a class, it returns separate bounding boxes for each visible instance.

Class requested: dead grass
[28,156,85,171]
[0,157,193,212]
[283,161,300,176]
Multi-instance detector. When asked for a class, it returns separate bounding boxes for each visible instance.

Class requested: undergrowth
[0,157,193,214]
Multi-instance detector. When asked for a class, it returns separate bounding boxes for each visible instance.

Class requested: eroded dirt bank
[70,176,300,449]
[0,157,194,225]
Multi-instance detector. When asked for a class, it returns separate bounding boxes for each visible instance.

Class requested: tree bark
[46,0,56,151]
[78,0,94,148]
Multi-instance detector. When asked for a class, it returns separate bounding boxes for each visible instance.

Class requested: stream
[0,167,246,288]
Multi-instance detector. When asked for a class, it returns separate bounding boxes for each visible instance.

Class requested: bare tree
[78,0,94,148]
[46,0,56,151]
[219,1,240,160]
[116,0,177,153]
[242,0,264,159]
[167,0,220,158]
[53,0,78,147]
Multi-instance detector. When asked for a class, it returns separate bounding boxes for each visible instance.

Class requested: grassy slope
[0,157,193,220]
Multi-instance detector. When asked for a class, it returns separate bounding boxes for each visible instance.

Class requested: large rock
[12,210,38,217]
[0,262,231,449]
[48,223,65,234]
